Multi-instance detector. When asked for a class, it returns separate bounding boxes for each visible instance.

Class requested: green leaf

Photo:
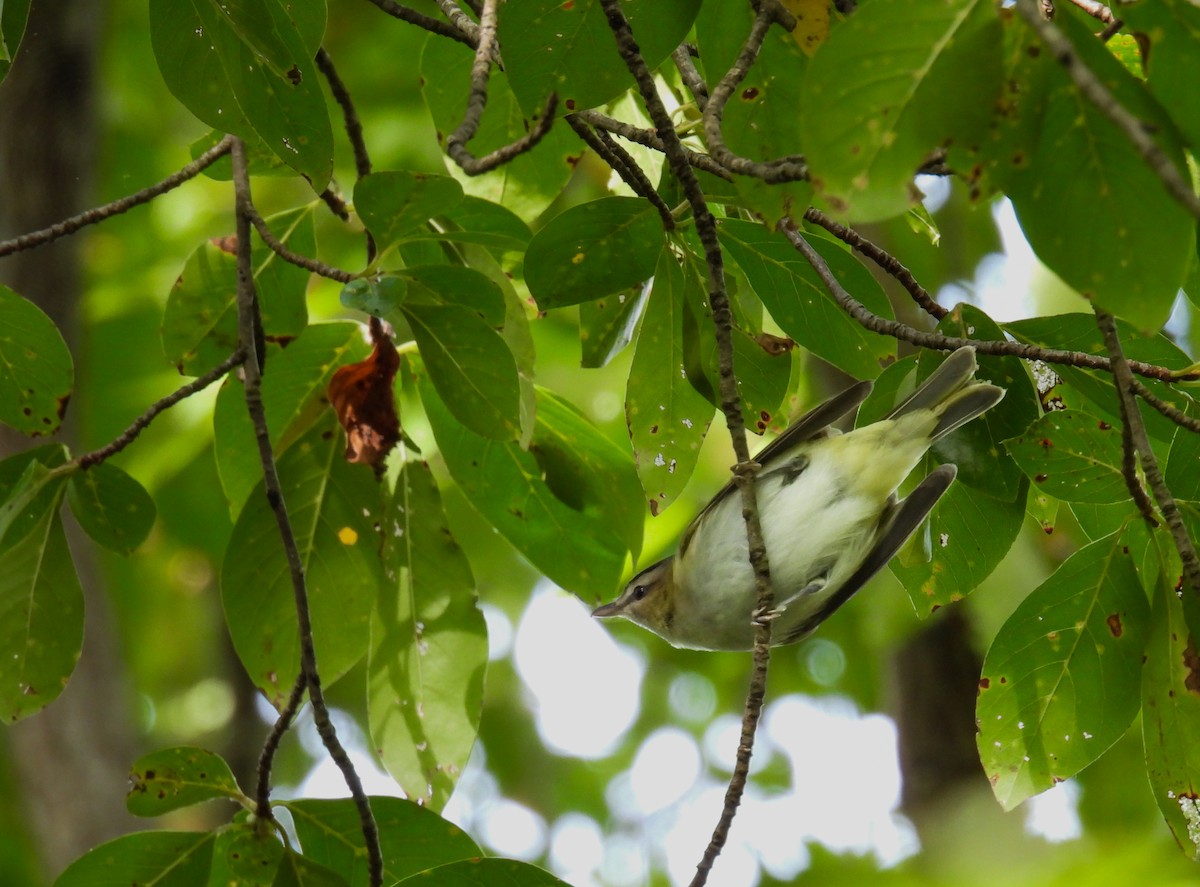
[285,797,479,887]
[213,322,368,518]
[1166,419,1200,502]
[500,0,701,117]
[890,462,1026,616]
[579,287,644,369]
[354,171,465,254]
[402,266,506,327]
[0,285,73,436]
[977,533,1150,810]
[986,12,1192,332]
[422,378,642,598]
[67,462,157,555]
[1004,313,1195,444]
[189,129,289,179]
[0,447,82,723]
[221,416,386,706]
[369,460,486,810]
[694,0,812,224]
[398,859,571,886]
[162,208,315,376]
[0,0,31,82]
[409,196,533,253]
[1142,569,1200,860]
[51,830,214,887]
[149,0,333,187]
[627,249,713,515]
[273,851,348,887]
[801,0,1002,221]
[716,219,894,379]
[211,820,283,887]
[524,197,664,309]
[126,746,242,817]
[421,35,579,220]
[1123,1,1200,150]
[1004,410,1128,504]
[403,301,520,441]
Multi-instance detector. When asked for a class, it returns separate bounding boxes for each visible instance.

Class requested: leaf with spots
[800,0,1002,221]
[984,11,1192,332]
[396,859,572,886]
[421,377,642,598]
[717,218,894,380]
[0,445,82,724]
[1004,409,1129,505]
[221,414,386,707]
[213,322,368,518]
[524,197,664,309]
[368,459,486,811]
[51,830,215,887]
[579,286,645,369]
[977,533,1150,810]
[67,462,157,555]
[285,796,480,886]
[1142,563,1200,860]
[162,207,315,377]
[626,249,712,515]
[126,746,242,817]
[210,817,283,887]
[354,171,465,254]
[499,0,701,118]
[0,285,73,437]
[149,0,333,187]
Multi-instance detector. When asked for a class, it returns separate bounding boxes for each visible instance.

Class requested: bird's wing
[678,380,874,556]
[776,463,957,645]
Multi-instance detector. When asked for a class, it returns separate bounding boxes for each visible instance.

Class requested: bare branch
[363,0,476,48]
[246,207,357,284]
[1132,379,1200,434]
[231,138,383,887]
[0,136,233,258]
[1065,0,1116,25]
[315,47,376,259]
[779,216,1199,383]
[1015,0,1200,220]
[445,0,557,175]
[702,3,808,183]
[255,672,307,818]
[433,0,482,45]
[672,45,709,111]
[1096,310,1200,592]
[803,207,948,321]
[565,114,674,228]
[73,349,246,470]
[577,109,733,180]
[595,3,775,884]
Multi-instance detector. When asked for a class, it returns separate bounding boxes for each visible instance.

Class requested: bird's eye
[633,585,648,601]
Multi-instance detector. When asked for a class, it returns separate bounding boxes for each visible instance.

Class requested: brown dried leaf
[328,317,401,476]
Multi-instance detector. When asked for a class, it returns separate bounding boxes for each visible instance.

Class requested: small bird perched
[593,346,1005,651]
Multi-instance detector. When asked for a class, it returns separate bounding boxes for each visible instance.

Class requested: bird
[592,346,1005,651]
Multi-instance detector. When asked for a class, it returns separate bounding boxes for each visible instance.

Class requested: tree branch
[1096,310,1200,593]
[701,2,808,183]
[73,350,246,470]
[672,45,710,112]
[778,216,1199,383]
[245,206,357,283]
[1132,379,1200,434]
[433,0,482,45]
[803,207,948,321]
[230,138,383,887]
[255,672,307,818]
[363,0,476,48]
[1015,0,1200,220]
[0,136,233,258]
[444,0,557,175]
[565,114,674,228]
[315,47,376,260]
[596,4,775,885]
[577,109,733,180]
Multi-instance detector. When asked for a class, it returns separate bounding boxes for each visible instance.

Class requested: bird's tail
[887,347,1006,442]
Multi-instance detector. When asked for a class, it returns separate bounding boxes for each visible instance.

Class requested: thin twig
[363,0,476,48]
[778,216,1198,383]
[803,207,948,321]
[1132,379,1200,434]
[0,136,233,258]
[672,45,710,112]
[577,109,733,180]
[230,138,383,887]
[245,207,357,283]
[445,0,558,175]
[1096,310,1200,592]
[433,0,481,45]
[1115,398,1160,527]
[595,3,775,885]
[315,47,376,260]
[565,114,674,228]
[1065,0,1115,25]
[1015,0,1200,221]
[255,672,307,817]
[701,2,809,183]
[74,350,246,470]
[317,188,352,222]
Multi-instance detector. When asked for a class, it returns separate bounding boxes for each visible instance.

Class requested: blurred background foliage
[2,0,1199,885]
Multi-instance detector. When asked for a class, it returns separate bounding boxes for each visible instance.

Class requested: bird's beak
[591,600,624,618]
